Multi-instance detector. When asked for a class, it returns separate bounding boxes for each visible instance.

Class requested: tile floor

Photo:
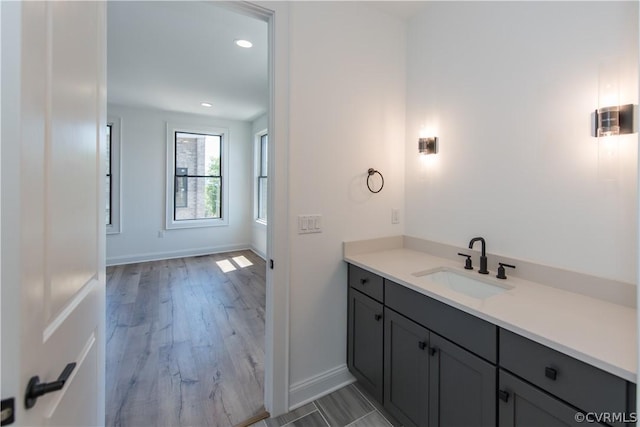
[251,383,399,427]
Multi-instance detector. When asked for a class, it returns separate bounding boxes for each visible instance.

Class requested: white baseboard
[106,243,251,266]
[288,364,356,411]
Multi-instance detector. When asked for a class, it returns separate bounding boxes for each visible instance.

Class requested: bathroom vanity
[345,237,637,427]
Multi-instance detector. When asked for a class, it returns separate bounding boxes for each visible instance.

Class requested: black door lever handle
[25,362,76,409]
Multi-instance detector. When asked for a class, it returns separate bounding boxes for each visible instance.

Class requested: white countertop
[345,246,637,383]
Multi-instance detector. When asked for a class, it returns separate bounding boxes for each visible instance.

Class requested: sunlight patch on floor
[216,259,237,273]
[233,255,253,268]
[216,255,254,273]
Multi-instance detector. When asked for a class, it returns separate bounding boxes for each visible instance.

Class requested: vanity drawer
[348,264,384,303]
[499,329,629,418]
[385,279,497,363]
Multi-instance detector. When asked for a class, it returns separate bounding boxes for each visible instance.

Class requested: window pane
[175,170,188,208]
[106,175,111,225]
[175,132,221,177]
[258,177,267,221]
[106,124,112,226]
[106,124,111,174]
[260,134,268,176]
[174,177,221,221]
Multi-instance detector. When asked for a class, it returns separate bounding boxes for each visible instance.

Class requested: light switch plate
[298,215,322,234]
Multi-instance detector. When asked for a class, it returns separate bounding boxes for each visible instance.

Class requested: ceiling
[107,2,268,121]
[107,2,428,122]
[365,1,429,21]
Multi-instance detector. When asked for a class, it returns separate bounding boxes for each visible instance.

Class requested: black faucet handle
[457,253,474,270]
[496,262,516,279]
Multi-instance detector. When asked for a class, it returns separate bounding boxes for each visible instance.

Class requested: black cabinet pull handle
[374,314,382,321]
[429,347,438,356]
[498,390,509,402]
[360,278,368,285]
[418,341,427,350]
[25,362,76,409]
[545,367,558,380]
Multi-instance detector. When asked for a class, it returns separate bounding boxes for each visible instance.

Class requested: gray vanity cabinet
[347,283,384,402]
[348,265,498,427]
[384,308,430,427]
[347,286,384,402]
[498,370,605,427]
[383,307,497,427]
[429,333,496,427]
[499,329,633,427]
[346,263,635,427]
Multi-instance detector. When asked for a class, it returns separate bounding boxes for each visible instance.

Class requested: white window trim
[255,128,268,226]
[107,115,122,234]
[165,122,229,230]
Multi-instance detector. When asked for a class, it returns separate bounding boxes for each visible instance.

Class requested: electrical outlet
[392,208,400,224]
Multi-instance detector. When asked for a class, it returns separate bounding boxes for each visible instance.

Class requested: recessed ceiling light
[235,39,253,48]
[201,102,213,108]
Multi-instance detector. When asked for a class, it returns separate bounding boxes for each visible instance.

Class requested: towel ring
[366,168,384,194]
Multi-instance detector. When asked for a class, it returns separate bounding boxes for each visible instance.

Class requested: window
[257,132,268,223]
[166,124,228,229]
[106,124,112,225]
[106,116,122,234]
[173,132,221,220]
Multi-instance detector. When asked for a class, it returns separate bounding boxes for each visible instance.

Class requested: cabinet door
[384,308,430,427]
[429,333,496,427]
[499,370,606,427]
[347,288,384,402]
[500,328,629,426]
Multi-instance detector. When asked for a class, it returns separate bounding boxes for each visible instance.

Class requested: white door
[1,1,106,426]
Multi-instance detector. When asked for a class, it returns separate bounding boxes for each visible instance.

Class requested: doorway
[105,1,271,424]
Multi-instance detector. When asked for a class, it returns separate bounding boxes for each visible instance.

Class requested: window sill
[166,218,228,230]
[255,219,267,227]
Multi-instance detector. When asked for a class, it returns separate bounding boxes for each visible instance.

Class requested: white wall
[405,1,639,284]
[287,2,406,405]
[106,104,253,264]
[251,113,268,258]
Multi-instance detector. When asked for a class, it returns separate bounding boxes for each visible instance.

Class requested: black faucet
[468,237,489,274]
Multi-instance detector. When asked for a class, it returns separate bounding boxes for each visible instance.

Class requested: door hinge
[270,259,274,269]
[1,398,15,426]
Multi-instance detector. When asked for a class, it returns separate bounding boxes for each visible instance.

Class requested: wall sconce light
[592,62,637,137]
[592,104,636,181]
[592,104,637,137]
[418,137,438,155]
[590,61,638,181]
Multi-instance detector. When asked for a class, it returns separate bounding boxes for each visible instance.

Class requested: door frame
[1,0,292,420]
[258,1,291,415]
[213,1,291,416]
[0,0,22,413]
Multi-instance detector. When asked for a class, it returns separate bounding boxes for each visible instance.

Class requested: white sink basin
[412,268,512,299]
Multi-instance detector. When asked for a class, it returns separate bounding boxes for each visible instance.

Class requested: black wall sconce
[418,137,438,155]
[592,104,637,137]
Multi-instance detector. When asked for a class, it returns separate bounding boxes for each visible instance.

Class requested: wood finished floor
[106,251,266,427]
